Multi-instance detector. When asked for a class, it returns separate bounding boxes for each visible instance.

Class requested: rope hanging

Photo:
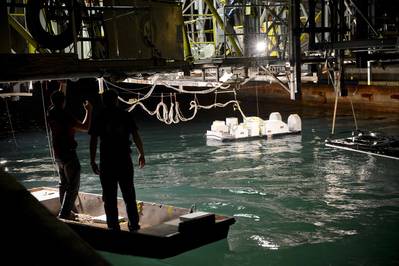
[326,58,359,134]
[326,60,339,135]
[105,75,246,124]
[349,88,359,131]
[120,91,246,125]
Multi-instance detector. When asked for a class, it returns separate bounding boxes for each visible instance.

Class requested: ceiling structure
[0,0,398,100]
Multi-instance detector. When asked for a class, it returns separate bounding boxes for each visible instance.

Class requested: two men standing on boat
[89,89,145,232]
[48,85,92,220]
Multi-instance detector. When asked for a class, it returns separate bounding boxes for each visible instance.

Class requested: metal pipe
[367,60,371,85]
[288,0,301,100]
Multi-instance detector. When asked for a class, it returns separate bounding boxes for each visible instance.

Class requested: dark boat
[325,130,399,160]
[30,187,235,259]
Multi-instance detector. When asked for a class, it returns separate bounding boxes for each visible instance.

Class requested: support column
[308,0,317,73]
[321,0,325,42]
[338,0,347,96]
[243,0,260,57]
[367,60,372,85]
[338,50,346,96]
[289,0,301,100]
[354,0,368,67]
[0,1,11,53]
[308,0,316,50]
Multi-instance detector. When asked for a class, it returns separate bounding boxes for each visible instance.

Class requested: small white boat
[30,187,235,258]
[206,112,301,142]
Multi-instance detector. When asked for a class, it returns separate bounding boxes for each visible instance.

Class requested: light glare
[256,41,267,52]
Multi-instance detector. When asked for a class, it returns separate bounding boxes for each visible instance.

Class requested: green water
[1,109,399,266]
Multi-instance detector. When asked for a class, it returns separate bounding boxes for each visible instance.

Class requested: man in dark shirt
[89,90,145,231]
[47,89,92,220]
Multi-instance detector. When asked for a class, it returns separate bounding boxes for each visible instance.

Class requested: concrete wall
[240,83,399,113]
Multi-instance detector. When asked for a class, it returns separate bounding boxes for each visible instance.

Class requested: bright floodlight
[256,41,267,52]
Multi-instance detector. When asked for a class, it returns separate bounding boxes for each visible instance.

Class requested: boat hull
[68,217,233,258]
[325,132,399,160]
[30,187,235,258]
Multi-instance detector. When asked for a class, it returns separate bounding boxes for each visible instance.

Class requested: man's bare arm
[132,130,145,168]
[90,135,100,175]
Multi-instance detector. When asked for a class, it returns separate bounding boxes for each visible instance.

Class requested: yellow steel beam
[8,14,48,54]
[191,41,215,44]
[182,24,193,62]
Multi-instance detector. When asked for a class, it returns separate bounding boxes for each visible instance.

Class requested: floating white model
[206,112,301,141]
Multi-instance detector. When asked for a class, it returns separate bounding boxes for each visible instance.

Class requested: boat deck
[65,214,179,236]
[63,214,142,231]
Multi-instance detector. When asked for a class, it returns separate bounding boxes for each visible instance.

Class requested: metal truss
[1,0,398,101]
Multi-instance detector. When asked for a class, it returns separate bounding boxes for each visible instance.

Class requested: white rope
[233,89,247,119]
[104,77,159,107]
[160,81,231,94]
[126,92,246,125]
[327,61,340,135]
[127,93,199,124]
[110,75,247,124]
[196,100,238,110]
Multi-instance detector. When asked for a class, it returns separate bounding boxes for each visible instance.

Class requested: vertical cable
[4,97,18,149]
[349,97,358,131]
[41,81,57,176]
[350,88,359,131]
[255,83,260,117]
[331,71,339,135]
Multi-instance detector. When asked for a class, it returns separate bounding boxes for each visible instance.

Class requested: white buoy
[288,114,302,132]
[269,112,282,121]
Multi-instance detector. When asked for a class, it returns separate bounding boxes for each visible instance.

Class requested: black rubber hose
[26,0,82,50]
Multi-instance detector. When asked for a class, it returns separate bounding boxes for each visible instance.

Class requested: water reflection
[1,116,399,266]
[100,239,232,266]
[250,235,279,250]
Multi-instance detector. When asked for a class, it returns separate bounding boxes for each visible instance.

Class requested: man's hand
[91,162,100,175]
[84,100,93,111]
[138,154,145,168]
